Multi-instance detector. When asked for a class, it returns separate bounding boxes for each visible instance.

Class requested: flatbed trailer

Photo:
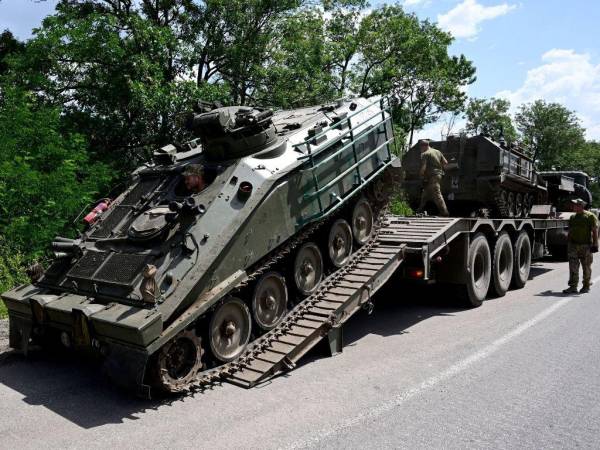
[185,213,568,392]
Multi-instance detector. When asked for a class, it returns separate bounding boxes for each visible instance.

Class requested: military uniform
[417,147,449,217]
[567,210,598,291]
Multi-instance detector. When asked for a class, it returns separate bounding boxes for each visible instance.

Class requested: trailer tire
[459,233,491,307]
[511,231,531,289]
[491,232,513,297]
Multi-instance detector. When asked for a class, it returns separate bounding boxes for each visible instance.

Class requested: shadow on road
[297,279,469,369]
[0,258,566,428]
[0,350,162,428]
[529,264,555,279]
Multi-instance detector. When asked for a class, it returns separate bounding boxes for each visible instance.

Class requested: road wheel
[351,198,374,246]
[506,191,515,218]
[293,242,323,296]
[511,231,531,289]
[523,193,533,217]
[328,219,353,268]
[515,193,524,218]
[252,272,288,331]
[459,233,491,307]
[209,297,252,363]
[156,330,204,393]
[491,232,513,297]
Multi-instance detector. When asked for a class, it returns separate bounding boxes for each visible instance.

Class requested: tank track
[154,190,391,394]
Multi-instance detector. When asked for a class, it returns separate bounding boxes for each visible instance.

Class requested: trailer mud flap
[102,343,151,399]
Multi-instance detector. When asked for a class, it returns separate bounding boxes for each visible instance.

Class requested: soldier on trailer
[416,139,449,217]
[563,198,598,294]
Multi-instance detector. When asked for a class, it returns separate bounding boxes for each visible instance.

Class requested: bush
[0,240,28,319]
[390,191,414,216]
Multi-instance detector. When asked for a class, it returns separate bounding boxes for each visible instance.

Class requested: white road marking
[286,275,600,449]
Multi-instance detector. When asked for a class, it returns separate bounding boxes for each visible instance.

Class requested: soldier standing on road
[563,199,599,294]
[416,139,449,217]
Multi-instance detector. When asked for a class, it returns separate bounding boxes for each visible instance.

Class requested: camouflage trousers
[418,176,449,217]
[568,243,593,288]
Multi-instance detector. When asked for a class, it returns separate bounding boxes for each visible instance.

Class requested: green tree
[354,6,476,146]
[0,86,112,260]
[256,7,336,108]
[0,30,24,76]
[515,100,586,169]
[465,97,517,143]
[6,1,229,170]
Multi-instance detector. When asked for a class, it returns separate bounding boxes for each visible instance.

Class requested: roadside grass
[0,301,6,319]
[390,192,414,216]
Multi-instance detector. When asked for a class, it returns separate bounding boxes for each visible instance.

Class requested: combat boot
[579,285,590,294]
[563,286,579,294]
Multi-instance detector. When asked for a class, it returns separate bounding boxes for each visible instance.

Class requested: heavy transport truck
[1,97,568,397]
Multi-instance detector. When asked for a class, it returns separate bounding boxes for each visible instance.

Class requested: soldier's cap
[571,198,587,206]
[183,164,204,177]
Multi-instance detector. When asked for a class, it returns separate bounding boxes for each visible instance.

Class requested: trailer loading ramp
[214,216,456,388]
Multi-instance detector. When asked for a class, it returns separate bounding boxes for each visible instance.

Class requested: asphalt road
[1,256,599,449]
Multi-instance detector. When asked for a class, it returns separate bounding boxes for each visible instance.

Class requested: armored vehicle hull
[402,135,546,218]
[2,97,399,396]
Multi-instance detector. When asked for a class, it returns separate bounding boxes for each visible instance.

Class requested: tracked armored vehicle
[1,97,398,396]
[402,134,546,218]
[538,171,592,211]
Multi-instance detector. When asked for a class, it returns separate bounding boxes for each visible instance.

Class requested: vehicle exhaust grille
[95,253,149,285]
[68,250,110,279]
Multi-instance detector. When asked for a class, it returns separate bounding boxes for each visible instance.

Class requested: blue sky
[1,0,599,139]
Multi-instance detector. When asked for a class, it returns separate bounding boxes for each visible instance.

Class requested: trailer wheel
[491,232,513,297]
[511,231,531,289]
[460,233,491,307]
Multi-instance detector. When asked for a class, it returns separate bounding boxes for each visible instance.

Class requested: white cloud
[496,49,600,140]
[437,0,516,39]
[403,0,427,6]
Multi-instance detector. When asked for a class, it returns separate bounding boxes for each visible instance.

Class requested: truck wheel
[491,232,513,297]
[460,233,491,307]
[511,231,531,289]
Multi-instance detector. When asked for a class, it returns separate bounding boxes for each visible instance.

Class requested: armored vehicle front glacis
[402,134,546,218]
[2,97,398,396]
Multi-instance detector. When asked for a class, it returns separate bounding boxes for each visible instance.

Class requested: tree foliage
[515,100,587,170]
[0,86,112,258]
[465,97,517,144]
